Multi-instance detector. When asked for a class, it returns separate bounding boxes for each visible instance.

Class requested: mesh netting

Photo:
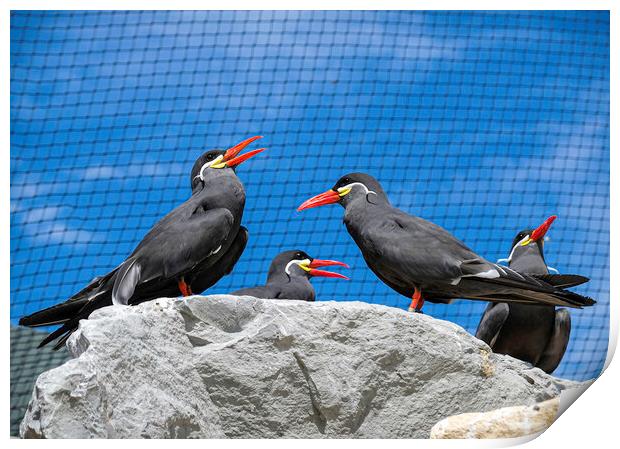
[10,10,609,434]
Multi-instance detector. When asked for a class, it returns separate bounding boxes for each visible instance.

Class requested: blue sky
[10,11,609,380]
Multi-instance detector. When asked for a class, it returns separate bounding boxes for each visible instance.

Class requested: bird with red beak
[20,136,266,349]
[231,250,349,301]
[476,216,590,374]
[494,215,558,271]
[191,135,266,193]
[298,172,595,313]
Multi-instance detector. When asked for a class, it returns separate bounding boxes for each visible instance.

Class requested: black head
[508,216,556,255]
[506,227,548,271]
[297,172,389,211]
[190,149,227,192]
[267,250,312,279]
[190,136,266,193]
[266,250,349,282]
[506,225,548,267]
[511,228,535,251]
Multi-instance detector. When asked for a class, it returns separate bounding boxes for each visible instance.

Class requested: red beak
[224,135,263,161]
[308,258,349,280]
[530,215,557,241]
[297,189,341,211]
[309,259,350,269]
[225,148,266,167]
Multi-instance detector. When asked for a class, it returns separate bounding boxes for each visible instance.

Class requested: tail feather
[52,329,74,351]
[19,298,89,328]
[21,270,118,349]
[505,288,594,308]
[36,323,74,349]
[482,275,595,308]
[531,273,590,288]
[41,294,112,350]
[35,297,107,350]
[20,270,116,328]
[461,263,596,309]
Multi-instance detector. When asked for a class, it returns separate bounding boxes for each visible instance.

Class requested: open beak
[521,215,557,246]
[306,259,349,279]
[297,189,341,211]
[216,136,266,168]
[224,135,263,160]
[224,148,266,167]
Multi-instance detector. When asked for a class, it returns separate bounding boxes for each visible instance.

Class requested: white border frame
[3,2,615,446]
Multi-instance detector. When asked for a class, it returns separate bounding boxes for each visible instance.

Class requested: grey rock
[20,296,576,438]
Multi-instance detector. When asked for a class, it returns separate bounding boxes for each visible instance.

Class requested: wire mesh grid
[10,10,609,435]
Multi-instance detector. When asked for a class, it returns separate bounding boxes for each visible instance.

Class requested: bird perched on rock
[297,173,595,313]
[231,250,349,301]
[19,136,265,349]
[475,216,588,373]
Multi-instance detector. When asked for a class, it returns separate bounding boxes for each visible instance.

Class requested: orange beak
[224,135,263,160]
[307,259,349,280]
[297,189,341,211]
[221,136,265,167]
[530,215,557,242]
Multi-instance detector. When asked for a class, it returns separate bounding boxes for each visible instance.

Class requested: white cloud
[81,166,118,180]
[22,206,63,223]
[80,162,186,180]
[20,220,100,246]
[44,223,98,245]
[10,182,59,199]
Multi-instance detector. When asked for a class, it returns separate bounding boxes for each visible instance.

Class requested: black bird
[475,216,588,373]
[231,250,349,301]
[297,173,595,313]
[19,136,265,349]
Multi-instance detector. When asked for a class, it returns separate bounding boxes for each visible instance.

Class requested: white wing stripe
[457,268,501,284]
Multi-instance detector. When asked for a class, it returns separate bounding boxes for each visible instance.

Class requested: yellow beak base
[338,187,351,197]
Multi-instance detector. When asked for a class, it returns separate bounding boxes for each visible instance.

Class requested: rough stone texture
[21,295,575,438]
[429,397,560,439]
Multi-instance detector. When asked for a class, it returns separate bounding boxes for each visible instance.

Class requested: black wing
[350,208,595,308]
[231,285,275,299]
[349,208,484,285]
[112,206,235,305]
[189,226,248,294]
[475,302,509,346]
[536,308,571,374]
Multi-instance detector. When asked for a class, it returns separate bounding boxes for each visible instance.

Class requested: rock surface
[21,296,575,438]
[430,397,559,439]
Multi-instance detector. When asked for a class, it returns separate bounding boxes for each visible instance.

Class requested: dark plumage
[297,173,596,313]
[475,218,588,373]
[231,250,348,301]
[19,137,264,349]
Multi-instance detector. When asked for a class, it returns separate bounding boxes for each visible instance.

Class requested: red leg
[408,286,424,313]
[178,277,193,297]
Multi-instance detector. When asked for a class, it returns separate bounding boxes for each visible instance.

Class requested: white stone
[429,397,560,439]
[20,296,578,438]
